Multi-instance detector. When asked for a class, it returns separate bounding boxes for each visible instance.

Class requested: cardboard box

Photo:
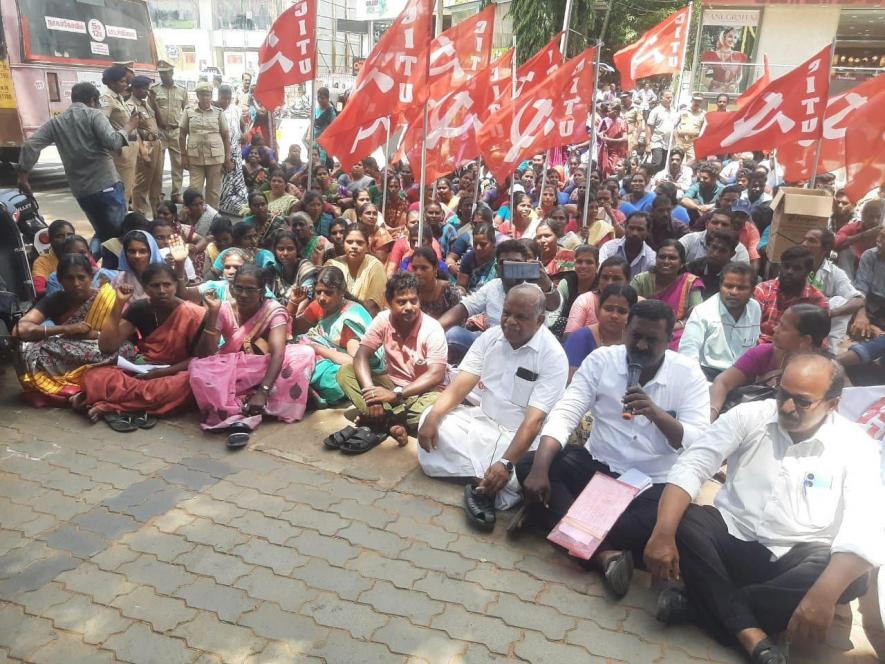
[766,187,833,263]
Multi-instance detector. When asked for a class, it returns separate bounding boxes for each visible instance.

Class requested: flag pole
[306,0,319,192]
[663,1,694,174]
[582,40,604,234]
[560,0,575,57]
[381,116,391,222]
[418,0,441,248]
[509,34,517,238]
[808,40,837,188]
[472,157,482,215]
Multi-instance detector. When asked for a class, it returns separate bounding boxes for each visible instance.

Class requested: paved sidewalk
[0,370,881,663]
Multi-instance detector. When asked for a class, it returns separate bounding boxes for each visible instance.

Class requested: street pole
[418,0,442,247]
[808,40,837,188]
[560,0,575,57]
[663,1,694,176]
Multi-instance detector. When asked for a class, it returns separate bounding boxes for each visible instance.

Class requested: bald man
[418,284,568,530]
[645,354,883,664]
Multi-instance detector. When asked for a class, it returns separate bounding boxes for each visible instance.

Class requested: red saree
[82,301,206,416]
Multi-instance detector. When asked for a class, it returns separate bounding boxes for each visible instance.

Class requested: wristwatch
[392,386,404,403]
[497,459,514,475]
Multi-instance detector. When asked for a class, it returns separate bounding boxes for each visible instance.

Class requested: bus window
[47,72,61,102]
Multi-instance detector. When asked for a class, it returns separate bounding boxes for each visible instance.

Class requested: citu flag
[613,7,690,91]
[693,44,833,160]
[477,47,598,182]
[735,55,770,110]
[318,0,433,170]
[779,73,885,201]
[514,32,565,98]
[399,49,515,183]
[253,0,316,111]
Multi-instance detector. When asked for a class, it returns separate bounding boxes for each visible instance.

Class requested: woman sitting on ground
[14,255,121,407]
[289,211,331,267]
[45,235,115,295]
[32,219,74,297]
[630,239,703,350]
[179,188,218,236]
[565,255,631,334]
[564,284,638,379]
[326,225,388,316]
[269,230,316,315]
[243,191,288,249]
[206,222,274,278]
[299,190,334,239]
[322,218,348,264]
[264,168,299,217]
[155,199,207,273]
[554,244,601,334]
[411,246,461,319]
[112,230,167,301]
[356,201,395,265]
[709,304,830,421]
[202,216,234,277]
[498,192,540,239]
[101,213,153,270]
[455,222,497,293]
[535,219,576,277]
[189,264,316,447]
[294,266,379,407]
[341,189,371,225]
[76,264,206,430]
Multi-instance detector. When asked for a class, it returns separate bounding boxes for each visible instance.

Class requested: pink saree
[188,299,315,431]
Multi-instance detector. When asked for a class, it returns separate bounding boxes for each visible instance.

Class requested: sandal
[132,412,158,430]
[226,423,251,450]
[602,550,634,599]
[103,412,137,433]
[323,425,358,450]
[338,427,387,455]
[463,485,496,532]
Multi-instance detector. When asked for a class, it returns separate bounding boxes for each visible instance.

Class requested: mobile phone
[501,260,540,282]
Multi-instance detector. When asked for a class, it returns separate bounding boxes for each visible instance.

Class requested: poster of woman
[698,9,760,95]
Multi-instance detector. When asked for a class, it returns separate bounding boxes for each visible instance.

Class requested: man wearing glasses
[644,354,883,664]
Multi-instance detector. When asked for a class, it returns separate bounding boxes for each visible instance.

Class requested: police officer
[151,60,188,203]
[100,65,137,207]
[130,76,162,216]
[179,81,231,209]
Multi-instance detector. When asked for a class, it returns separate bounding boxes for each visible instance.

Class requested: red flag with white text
[515,32,565,98]
[253,0,316,111]
[318,0,433,170]
[693,44,832,160]
[779,73,885,200]
[735,55,770,110]
[477,48,598,181]
[613,7,690,91]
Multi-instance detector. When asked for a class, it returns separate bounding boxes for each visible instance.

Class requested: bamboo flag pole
[381,116,391,222]
[306,0,319,192]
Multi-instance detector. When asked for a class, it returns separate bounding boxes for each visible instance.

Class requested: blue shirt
[564,327,598,368]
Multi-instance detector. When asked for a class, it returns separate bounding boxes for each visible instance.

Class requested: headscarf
[211,246,276,273]
[117,231,164,275]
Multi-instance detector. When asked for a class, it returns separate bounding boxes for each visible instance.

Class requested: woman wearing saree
[565,255,631,334]
[597,104,629,178]
[354,202,395,264]
[498,192,540,239]
[156,200,208,276]
[189,264,315,448]
[326,225,388,316]
[294,266,378,407]
[379,173,409,230]
[14,255,121,407]
[179,189,218,236]
[265,168,299,217]
[322,218,348,264]
[342,189,371,225]
[243,191,289,249]
[300,191,335,239]
[630,240,704,350]
[270,230,316,313]
[289,212,331,268]
[411,247,461,319]
[112,230,167,302]
[78,264,206,429]
[535,220,576,277]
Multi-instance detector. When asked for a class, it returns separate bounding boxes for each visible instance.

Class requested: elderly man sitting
[418,283,568,531]
[645,354,883,664]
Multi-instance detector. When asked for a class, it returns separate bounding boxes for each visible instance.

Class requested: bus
[0,0,158,163]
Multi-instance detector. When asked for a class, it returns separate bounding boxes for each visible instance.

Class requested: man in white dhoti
[417,284,568,531]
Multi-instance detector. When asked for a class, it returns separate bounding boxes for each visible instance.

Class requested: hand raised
[202,290,221,312]
[168,233,189,263]
[115,283,135,305]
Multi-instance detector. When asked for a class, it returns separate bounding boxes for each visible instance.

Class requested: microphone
[622,360,645,420]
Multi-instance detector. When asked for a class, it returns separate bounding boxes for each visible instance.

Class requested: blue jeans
[76,182,126,243]
[850,336,885,363]
[445,326,482,364]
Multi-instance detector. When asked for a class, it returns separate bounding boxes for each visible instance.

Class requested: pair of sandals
[102,412,157,433]
[323,425,388,455]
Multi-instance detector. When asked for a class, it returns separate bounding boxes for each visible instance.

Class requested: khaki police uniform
[151,70,188,200]
[675,106,706,163]
[180,103,228,208]
[100,87,137,205]
[132,95,162,216]
[622,104,645,157]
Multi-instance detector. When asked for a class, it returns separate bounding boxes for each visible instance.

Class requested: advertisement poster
[697,9,760,95]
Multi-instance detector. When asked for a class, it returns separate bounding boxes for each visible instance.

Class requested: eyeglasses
[775,388,827,411]
[230,285,263,294]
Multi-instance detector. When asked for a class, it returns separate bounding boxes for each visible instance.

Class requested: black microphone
[622,360,644,420]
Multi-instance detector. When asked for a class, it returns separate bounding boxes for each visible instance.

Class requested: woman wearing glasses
[188,264,315,448]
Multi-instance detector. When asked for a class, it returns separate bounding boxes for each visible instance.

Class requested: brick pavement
[0,370,882,663]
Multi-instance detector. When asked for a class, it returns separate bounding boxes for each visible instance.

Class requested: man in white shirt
[439,239,559,362]
[679,262,761,380]
[598,212,658,279]
[518,300,710,597]
[649,148,694,198]
[633,81,657,119]
[644,355,883,664]
[680,209,751,264]
[801,228,865,347]
[645,90,677,174]
[418,285,568,529]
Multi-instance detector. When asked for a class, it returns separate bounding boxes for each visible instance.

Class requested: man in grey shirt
[18,81,138,243]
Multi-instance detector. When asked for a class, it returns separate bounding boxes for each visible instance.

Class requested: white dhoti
[418,406,533,510]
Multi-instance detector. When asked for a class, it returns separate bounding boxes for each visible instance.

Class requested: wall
[755,5,841,78]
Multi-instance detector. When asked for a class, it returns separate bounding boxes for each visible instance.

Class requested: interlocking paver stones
[55,562,136,604]
[42,524,107,558]
[373,493,444,521]
[301,591,388,639]
[514,630,607,664]
[487,596,578,641]
[102,478,169,512]
[80,462,143,491]
[28,632,115,664]
[372,616,466,662]
[73,506,140,539]
[175,544,255,585]
[127,486,193,522]
[42,593,131,645]
[0,608,58,660]
[464,562,546,602]
[0,529,25,556]
[329,498,395,529]
[276,483,339,510]
[234,567,317,613]
[229,488,291,518]
[228,510,299,545]
[284,529,359,567]
[0,541,56,579]
[337,521,409,557]
[153,508,197,534]
[230,538,307,576]
[447,533,526,568]
[346,551,427,590]
[105,622,196,664]
[116,554,198,594]
[238,603,326,654]
[179,494,246,522]
[289,558,373,601]
[159,465,217,492]
[174,577,259,623]
[8,582,73,616]
[29,489,93,521]
[0,500,58,537]
[120,526,196,562]
[310,630,406,664]
[226,470,289,494]
[177,517,250,552]
[399,541,477,577]
[111,585,197,632]
[566,618,666,662]
[278,502,348,536]
[536,585,628,630]
[178,456,236,479]
[414,570,499,613]
[431,603,522,655]
[174,611,266,663]
[89,543,140,572]
[358,580,445,626]
[0,552,79,594]
[387,515,458,549]
[0,474,48,503]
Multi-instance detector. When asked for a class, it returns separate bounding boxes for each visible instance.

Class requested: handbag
[721,368,782,414]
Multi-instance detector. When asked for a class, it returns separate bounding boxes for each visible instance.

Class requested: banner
[613,7,690,91]
[697,9,760,95]
[253,0,316,111]
[735,55,770,110]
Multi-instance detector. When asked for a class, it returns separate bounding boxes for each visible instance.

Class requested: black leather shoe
[655,586,695,625]
[750,639,787,664]
[463,485,496,532]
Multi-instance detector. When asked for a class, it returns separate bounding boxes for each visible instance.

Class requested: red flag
[253,0,316,111]
[694,44,832,160]
[318,0,433,169]
[400,50,514,182]
[515,32,565,98]
[779,74,885,198]
[735,55,770,110]
[843,84,885,201]
[477,48,598,181]
[613,7,690,91]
